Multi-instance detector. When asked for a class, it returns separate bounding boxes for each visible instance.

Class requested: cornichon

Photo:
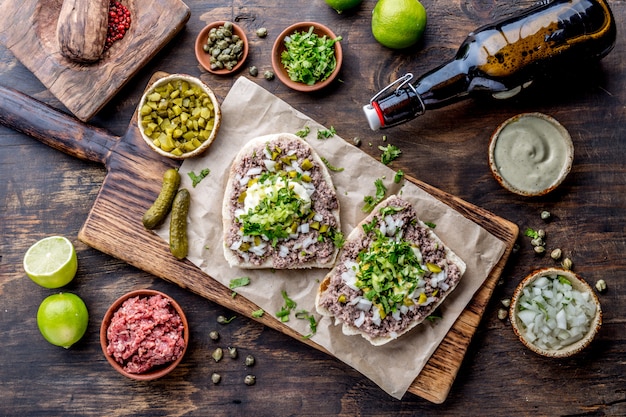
[142,168,181,229]
[169,188,190,260]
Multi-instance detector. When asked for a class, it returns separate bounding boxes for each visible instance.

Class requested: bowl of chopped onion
[271,22,343,92]
[509,268,602,358]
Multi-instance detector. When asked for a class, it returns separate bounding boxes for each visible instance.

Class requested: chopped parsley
[296,310,318,339]
[188,168,210,187]
[362,178,387,212]
[276,290,297,322]
[295,126,311,138]
[251,309,265,318]
[317,126,336,139]
[379,144,402,165]
[281,26,342,85]
[393,169,404,183]
[524,227,539,239]
[424,221,437,229]
[229,276,251,297]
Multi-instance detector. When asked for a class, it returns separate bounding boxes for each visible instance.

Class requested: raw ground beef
[106,294,186,374]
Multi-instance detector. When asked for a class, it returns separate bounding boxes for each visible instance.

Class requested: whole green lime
[324,0,363,13]
[372,0,427,49]
[37,293,89,349]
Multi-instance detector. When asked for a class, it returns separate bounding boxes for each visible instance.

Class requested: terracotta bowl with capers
[195,21,249,75]
[138,74,222,159]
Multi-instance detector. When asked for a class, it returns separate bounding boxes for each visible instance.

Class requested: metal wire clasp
[368,73,425,117]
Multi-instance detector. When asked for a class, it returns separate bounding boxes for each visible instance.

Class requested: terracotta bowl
[488,112,573,197]
[100,289,189,381]
[138,74,221,160]
[271,22,343,92]
[509,268,601,358]
[195,21,249,75]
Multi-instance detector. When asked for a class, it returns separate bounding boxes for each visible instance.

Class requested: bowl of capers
[195,21,249,75]
[138,74,222,159]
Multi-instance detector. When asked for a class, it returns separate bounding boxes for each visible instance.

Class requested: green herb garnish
[296,310,318,339]
[251,309,265,318]
[524,227,539,239]
[424,221,437,229]
[188,168,210,187]
[229,276,251,297]
[379,144,402,165]
[362,178,387,212]
[393,169,404,183]
[317,126,336,139]
[281,26,342,85]
[276,290,297,322]
[321,156,344,172]
[296,126,311,138]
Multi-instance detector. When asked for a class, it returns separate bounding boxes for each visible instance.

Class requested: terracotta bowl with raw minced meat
[100,289,189,381]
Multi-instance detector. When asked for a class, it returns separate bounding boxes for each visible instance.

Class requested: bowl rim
[137,73,221,160]
[271,21,343,92]
[194,21,249,75]
[509,267,602,358]
[488,112,574,197]
[100,289,189,381]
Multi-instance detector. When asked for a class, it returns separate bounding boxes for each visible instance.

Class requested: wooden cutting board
[0,73,518,404]
[0,0,190,122]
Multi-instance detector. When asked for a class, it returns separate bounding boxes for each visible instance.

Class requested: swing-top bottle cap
[363,103,382,131]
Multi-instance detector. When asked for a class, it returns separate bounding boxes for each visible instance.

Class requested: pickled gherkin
[140,77,218,156]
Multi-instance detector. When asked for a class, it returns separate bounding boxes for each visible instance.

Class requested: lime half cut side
[23,236,78,288]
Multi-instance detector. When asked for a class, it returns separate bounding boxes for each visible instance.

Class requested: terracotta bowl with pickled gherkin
[138,74,222,159]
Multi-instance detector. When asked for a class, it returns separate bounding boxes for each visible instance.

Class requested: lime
[324,0,363,13]
[23,236,78,288]
[37,293,89,349]
[372,0,427,49]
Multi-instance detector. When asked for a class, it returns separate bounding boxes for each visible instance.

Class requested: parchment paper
[156,77,507,399]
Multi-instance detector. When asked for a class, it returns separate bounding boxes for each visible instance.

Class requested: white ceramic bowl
[138,74,221,159]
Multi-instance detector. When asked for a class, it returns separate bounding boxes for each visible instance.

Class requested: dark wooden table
[2,0,625,415]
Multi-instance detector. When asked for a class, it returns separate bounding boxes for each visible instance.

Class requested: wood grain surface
[0,0,190,121]
[1,0,625,415]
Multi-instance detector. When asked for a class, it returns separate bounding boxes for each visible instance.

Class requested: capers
[245,354,255,367]
[209,330,220,341]
[595,279,607,293]
[541,210,551,221]
[249,66,258,77]
[211,372,221,384]
[256,27,268,38]
[203,22,245,71]
[228,347,238,359]
[561,257,573,270]
[263,70,275,80]
[244,375,256,386]
[550,248,562,260]
[212,347,223,362]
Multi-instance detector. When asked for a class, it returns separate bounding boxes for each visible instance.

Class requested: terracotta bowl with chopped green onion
[138,74,221,159]
[271,22,343,92]
[509,268,602,358]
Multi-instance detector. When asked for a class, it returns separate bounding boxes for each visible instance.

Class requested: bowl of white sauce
[488,113,574,197]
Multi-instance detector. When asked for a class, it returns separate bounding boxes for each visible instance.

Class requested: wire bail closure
[368,73,426,117]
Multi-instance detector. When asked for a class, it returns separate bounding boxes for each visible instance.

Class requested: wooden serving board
[0,74,518,404]
[0,0,190,122]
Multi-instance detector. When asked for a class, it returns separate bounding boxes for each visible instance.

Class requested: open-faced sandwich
[316,195,466,346]
[222,133,342,269]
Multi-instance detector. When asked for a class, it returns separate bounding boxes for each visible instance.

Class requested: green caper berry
[244,375,256,386]
[550,248,562,260]
[245,354,255,367]
[203,43,210,52]
[217,315,227,324]
[223,21,234,31]
[212,347,223,362]
[256,27,268,38]
[533,245,545,254]
[209,330,220,341]
[249,66,258,77]
[228,347,238,359]
[541,210,551,220]
[353,137,362,147]
[211,373,221,384]
[595,279,607,293]
[264,70,275,80]
[562,257,573,270]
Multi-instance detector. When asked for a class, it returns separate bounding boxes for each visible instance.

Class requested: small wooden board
[0,73,518,404]
[0,0,190,121]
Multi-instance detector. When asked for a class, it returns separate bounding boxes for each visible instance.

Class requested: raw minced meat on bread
[222,133,341,269]
[315,195,466,346]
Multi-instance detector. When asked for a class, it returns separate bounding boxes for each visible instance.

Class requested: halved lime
[37,293,89,349]
[23,236,78,288]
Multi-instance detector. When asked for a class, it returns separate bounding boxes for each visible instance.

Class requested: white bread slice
[315,195,466,346]
[222,133,341,269]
